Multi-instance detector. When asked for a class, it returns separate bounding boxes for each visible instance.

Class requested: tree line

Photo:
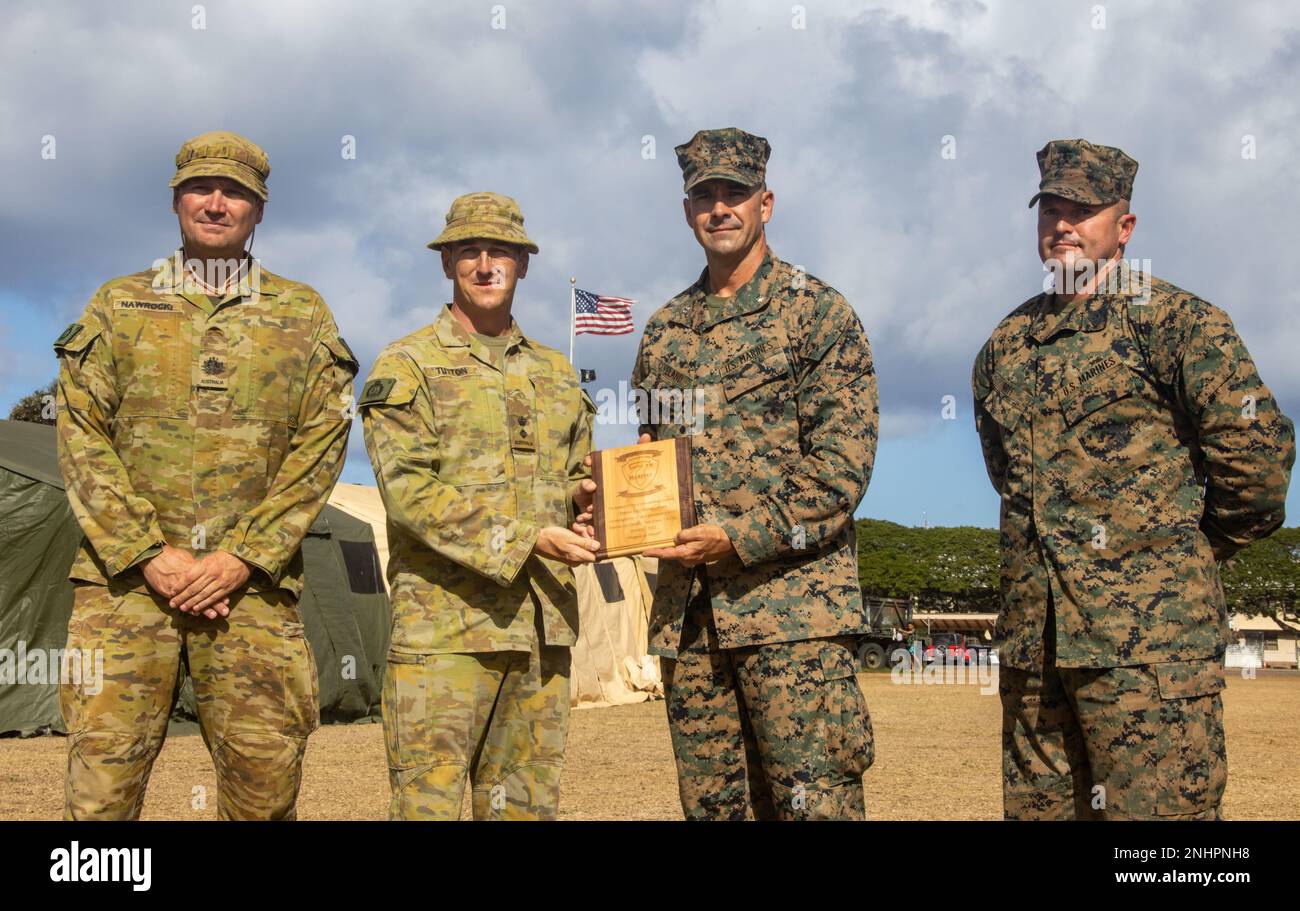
[857,518,1300,632]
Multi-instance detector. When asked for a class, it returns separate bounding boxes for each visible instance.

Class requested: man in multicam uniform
[609,128,879,820]
[54,131,358,820]
[972,138,1295,820]
[360,192,599,820]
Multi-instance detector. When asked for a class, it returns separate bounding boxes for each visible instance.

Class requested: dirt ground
[3,670,1295,820]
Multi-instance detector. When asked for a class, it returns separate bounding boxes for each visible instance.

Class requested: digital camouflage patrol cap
[170,130,270,201]
[427,191,539,254]
[1029,138,1138,208]
[675,128,771,193]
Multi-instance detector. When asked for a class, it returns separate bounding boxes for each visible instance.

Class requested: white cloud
[3,0,1298,521]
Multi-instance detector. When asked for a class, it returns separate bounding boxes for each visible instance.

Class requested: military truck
[857,596,916,669]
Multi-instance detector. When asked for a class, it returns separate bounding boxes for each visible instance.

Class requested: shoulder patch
[358,377,397,407]
[54,323,84,348]
[322,334,360,371]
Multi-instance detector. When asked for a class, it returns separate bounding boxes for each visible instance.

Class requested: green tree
[1219,529,1300,633]
[856,517,1300,632]
[856,519,999,612]
[7,379,57,425]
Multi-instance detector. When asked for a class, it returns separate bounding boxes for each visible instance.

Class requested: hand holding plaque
[590,437,696,560]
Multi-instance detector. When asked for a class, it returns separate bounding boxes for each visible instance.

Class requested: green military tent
[0,419,390,736]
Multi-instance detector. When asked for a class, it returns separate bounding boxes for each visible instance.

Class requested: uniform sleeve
[1151,299,1296,560]
[360,353,540,586]
[718,292,878,567]
[567,387,596,524]
[54,291,167,577]
[630,332,658,441]
[218,307,357,583]
[972,337,1009,495]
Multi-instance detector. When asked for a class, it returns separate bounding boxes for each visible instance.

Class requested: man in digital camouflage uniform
[972,138,1295,820]
[610,129,879,820]
[360,192,599,820]
[55,131,358,820]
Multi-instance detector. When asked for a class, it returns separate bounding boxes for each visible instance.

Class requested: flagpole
[568,277,576,364]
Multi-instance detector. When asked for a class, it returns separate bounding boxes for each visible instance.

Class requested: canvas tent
[328,483,663,708]
[0,419,390,736]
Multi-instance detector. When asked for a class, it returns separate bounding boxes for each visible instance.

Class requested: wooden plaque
[591,437,696,560]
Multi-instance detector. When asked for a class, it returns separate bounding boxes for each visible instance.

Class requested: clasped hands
[141,545,252,620]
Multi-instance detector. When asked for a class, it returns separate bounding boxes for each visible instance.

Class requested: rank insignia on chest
[507,394,536,453]
[201,356,225,377]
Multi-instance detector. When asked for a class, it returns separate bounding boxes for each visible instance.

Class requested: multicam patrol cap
[1028,138,1138,208]
[169,130,270,201]
[427,191,539,254]
[675,128,771,193]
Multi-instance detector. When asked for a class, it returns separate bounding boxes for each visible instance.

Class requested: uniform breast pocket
[425,372,507,486]
[112,312,187,418]
[1062,370,1162,484]
[235,324,302,425]
[530,374,572,480]
[722,352,795,433]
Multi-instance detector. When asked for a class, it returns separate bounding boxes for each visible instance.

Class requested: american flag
[574,289,634,335]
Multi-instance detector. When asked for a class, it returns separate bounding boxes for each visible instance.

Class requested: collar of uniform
[1028,257,1139,343]
[432,304,528,364]
[682,247,780,331]
[151,251,283,310]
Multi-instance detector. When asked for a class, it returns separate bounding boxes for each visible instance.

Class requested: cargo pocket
[282,617,320,738]
[818,640,874,780]
[382,651,431,771]
[58,609,90,735]
[1151,658,1227,817]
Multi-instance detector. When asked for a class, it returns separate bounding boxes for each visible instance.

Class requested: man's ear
[682,196,693,228]
[254,199,265,225]
[440,247,455,280]
[172,188,180,215]
[760,189,775,225]
[1117,211,1137,246]
[516,251,529,280]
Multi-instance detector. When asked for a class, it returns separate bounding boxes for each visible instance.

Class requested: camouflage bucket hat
[169,130,270,201]
[1029,138,1138,208]
[675,127,771,193]
[427,191,539,254]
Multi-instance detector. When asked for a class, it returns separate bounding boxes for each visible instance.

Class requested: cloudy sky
[3,0,1298,528]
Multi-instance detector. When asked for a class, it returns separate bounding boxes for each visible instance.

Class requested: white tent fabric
[327,483,662,708]
[328,483,390,571]
[571,556,663,707]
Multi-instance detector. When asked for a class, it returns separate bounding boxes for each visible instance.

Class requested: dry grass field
[2,670,1295,820]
